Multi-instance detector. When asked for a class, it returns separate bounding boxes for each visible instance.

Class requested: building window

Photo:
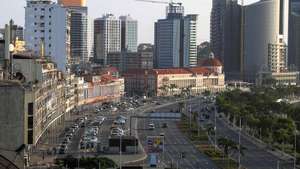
[28,103,33,116]
[28,117,33,129]
[27,130,33,144]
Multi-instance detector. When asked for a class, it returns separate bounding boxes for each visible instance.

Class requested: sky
[0,0,259,44]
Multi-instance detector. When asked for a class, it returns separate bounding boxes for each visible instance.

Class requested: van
[149,154,157,167]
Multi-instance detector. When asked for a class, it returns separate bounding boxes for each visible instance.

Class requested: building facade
[107,44,153,73]
[244,0,289,82]
[80,68,124,104]
[94,14,121,65]
[120,15,138,52]
[289,0,300,71]
[124,64,225,97]
[87,16,94,62]
[154,3,198,68]
[58,0,86,7]
[183,15,198,67]
[58,0,89,65]
[25,0,71,72]
[268,36,288,73]
[210,0,242,80]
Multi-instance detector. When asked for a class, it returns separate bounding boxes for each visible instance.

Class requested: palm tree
[218,137,239,156]
[169,84,178,96]
[159,84,169,96]
[218,137,246,168]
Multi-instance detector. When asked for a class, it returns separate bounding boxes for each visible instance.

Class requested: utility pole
[99,159,101,169]
[238,117,241,169]
[119,135,122,169]
[214,105,217,151]
[294,128,298,169]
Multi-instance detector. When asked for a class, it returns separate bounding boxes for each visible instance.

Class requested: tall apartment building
[87,16,94,61]
[94,14,121,65]
[210,0,241,80]
[289,0,300,70]
[120,15,138,52]
[210,0,226,59]
[268,36,288,73]
[183,15,198,67]
[58,0,88,65]
[154,3,198,68]
[244,0,289,82]
[25,0,71,72]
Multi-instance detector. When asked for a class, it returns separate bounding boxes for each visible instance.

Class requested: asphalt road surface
[137,112,220,169]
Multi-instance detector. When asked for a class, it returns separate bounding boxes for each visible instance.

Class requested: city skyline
[1,0,259,44]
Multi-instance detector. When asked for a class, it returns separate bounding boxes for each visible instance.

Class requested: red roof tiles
[200,58,223,67]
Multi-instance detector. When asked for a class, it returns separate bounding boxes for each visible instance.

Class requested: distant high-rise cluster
[211,0,291,83]
[94,14,138,66]
[154,3,198,68]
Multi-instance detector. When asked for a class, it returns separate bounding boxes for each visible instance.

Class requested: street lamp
[9,43,14,80]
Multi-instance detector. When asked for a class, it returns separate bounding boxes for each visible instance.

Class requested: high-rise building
[289,0,300,70]
[87,16,94,62]
[94,14,121,65]
[25,0,71,72]
[154,3,197,68]
[183,14,198,67]
[59,0,88,65]
[210,0,242,80]
[210,0,226,59]
[0,25,24,41]
[243,0,289,82]
[120,15,138,52]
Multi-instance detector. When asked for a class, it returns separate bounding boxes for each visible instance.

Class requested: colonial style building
[124,57,225,96]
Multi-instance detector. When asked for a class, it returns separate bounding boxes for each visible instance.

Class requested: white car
[90,136,98,143]
[148,123,155,130]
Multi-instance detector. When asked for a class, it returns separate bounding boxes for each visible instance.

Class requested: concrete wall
[0,83,25,169]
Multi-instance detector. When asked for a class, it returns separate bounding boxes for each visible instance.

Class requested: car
[111,129,124,136]
[90,136,98,143]
[162,123,168,128]
[58,148,66,154]
[160,133,165,137]
[148,123,155,130]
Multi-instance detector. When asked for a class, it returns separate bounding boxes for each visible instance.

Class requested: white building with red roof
[124,65,225,96]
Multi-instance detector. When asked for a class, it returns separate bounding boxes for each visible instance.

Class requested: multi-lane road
[189,98,294,169]
[137,103,220,169]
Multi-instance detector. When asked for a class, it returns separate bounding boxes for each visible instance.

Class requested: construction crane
[135,0,182,6]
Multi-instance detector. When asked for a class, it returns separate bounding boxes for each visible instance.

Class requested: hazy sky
[0,0,259,44]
